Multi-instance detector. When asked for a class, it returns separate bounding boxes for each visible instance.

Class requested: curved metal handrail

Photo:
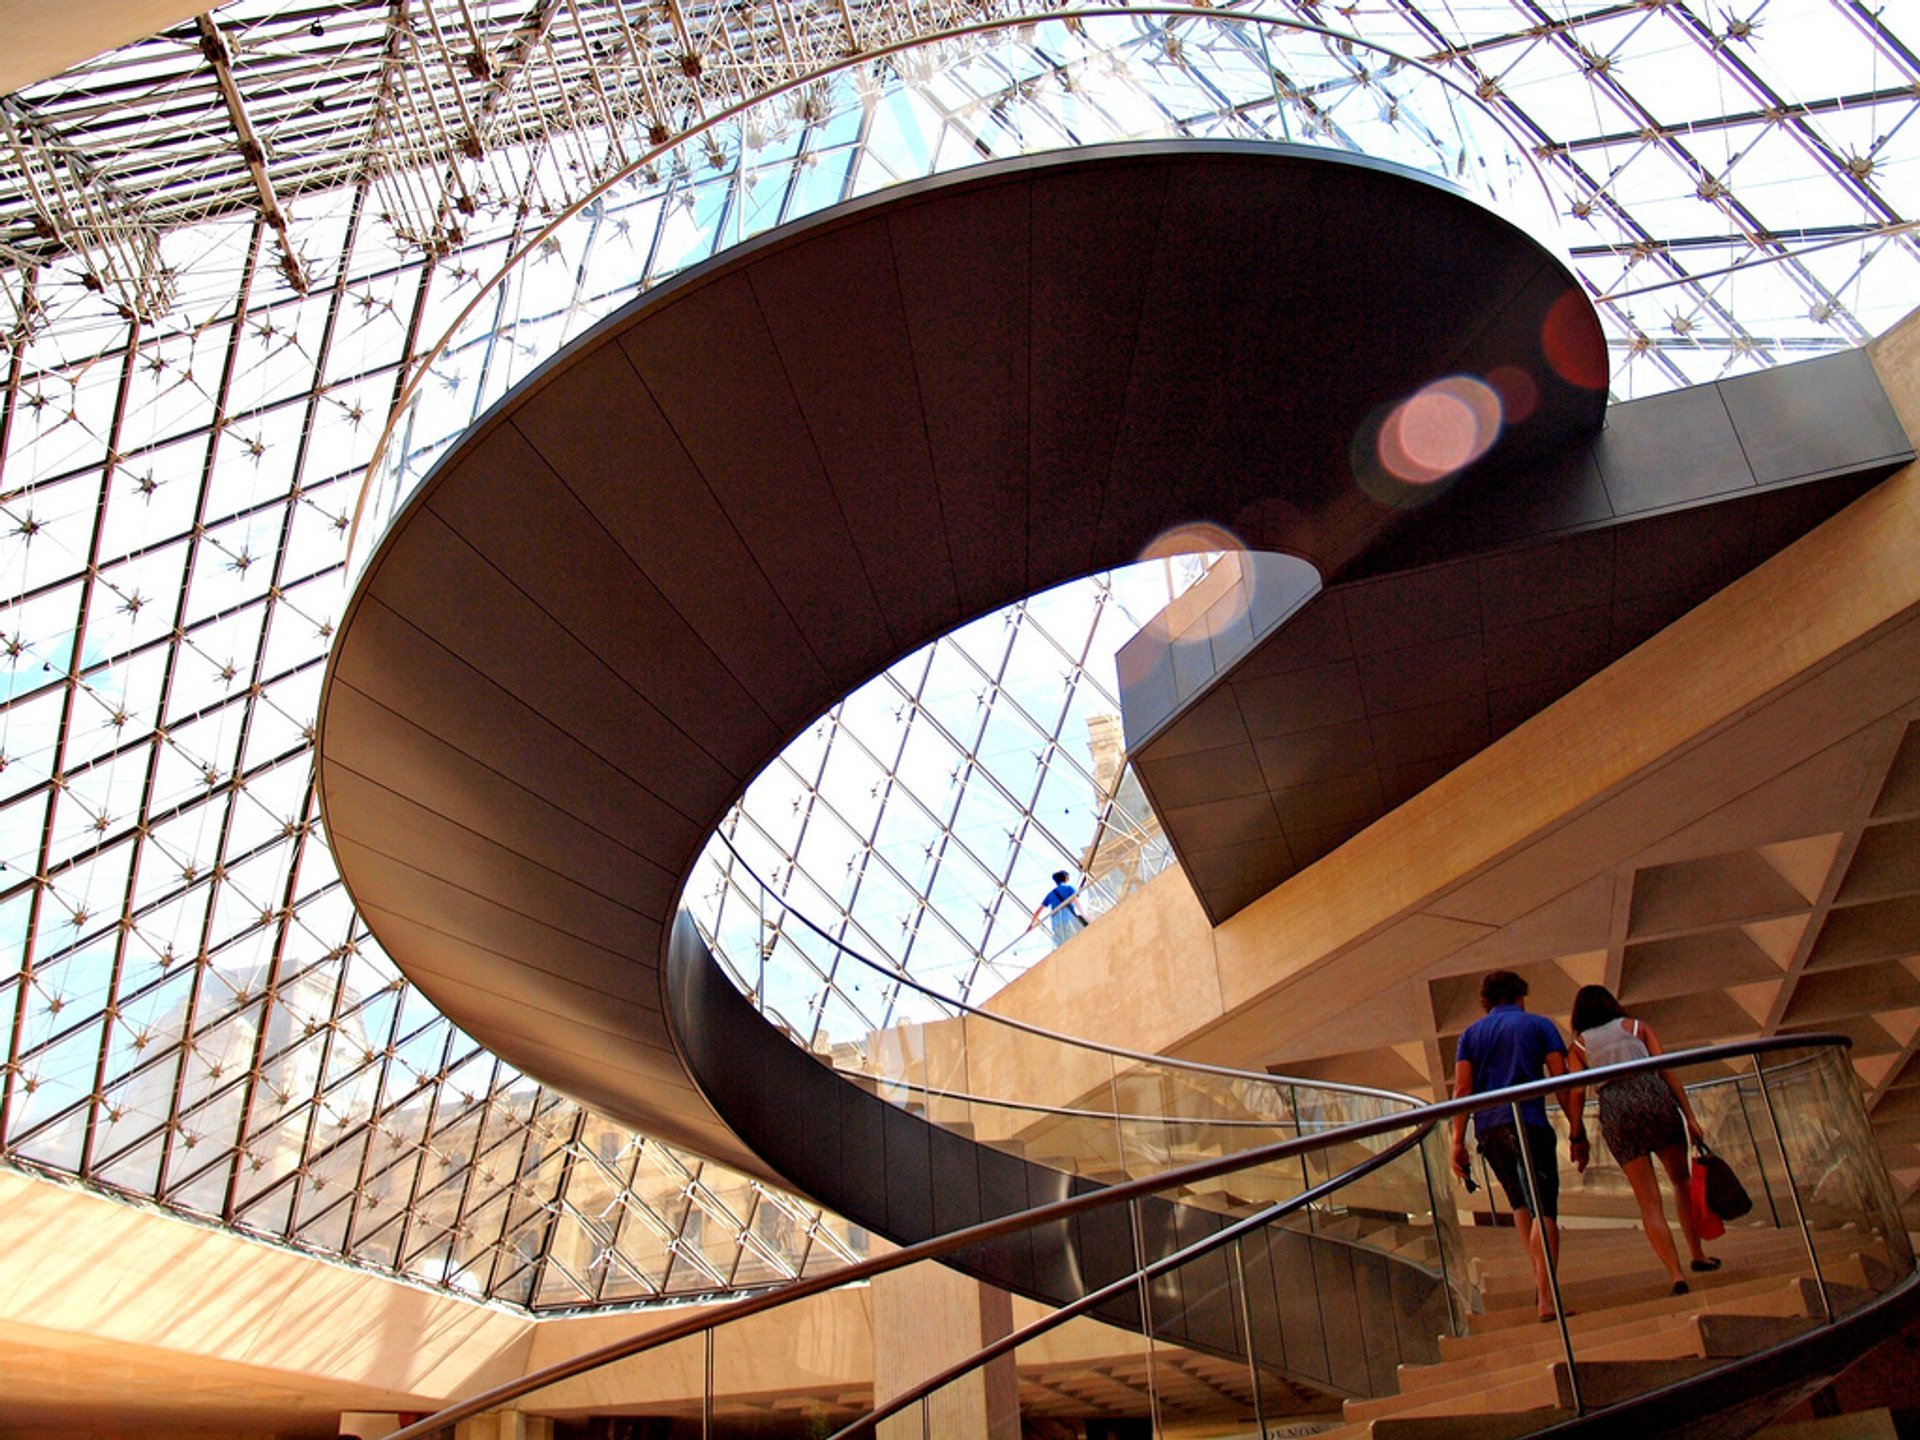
[858,1076,1371,1128]
[832,1125,1436,1440]
[380,1033,1854,1440]
[710,831,1420,1104]
[348,4,1567,566]
[867,1047,1822,1130]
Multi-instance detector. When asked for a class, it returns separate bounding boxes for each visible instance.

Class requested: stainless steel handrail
[860,1050,1825,1128]
[714,833,1421,1104]
[862,1075,1373,1127]
[834,1126,1436,1440]
[379,1033,1854,1440]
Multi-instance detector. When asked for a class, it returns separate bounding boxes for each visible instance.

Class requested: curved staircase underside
[315,140,1920,1426]
[316,140,1604,1175]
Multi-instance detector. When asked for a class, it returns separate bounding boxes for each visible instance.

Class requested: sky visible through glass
[0,0,1913,1312]
[690,558,1214,1053]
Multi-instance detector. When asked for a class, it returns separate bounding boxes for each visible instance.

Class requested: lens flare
[1384,390,1476,480]
[1487,364,1540,425]
[1377,376,1503,485]
[1139,521,1244,563]
[1136,523,1251,644]
[1543,290,1609,391]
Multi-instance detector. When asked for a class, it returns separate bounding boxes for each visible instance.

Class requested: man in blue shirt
[1450,969,1589,1321]
[1030,871,1087,947]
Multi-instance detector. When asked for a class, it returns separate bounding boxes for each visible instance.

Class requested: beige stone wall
[984,308,1920,1121]
[870,1262,1016,1440]
[0,1166,1166,1434]
[522,1286,875,1415]
[1,1,215,96]
[0,1166,532,1431]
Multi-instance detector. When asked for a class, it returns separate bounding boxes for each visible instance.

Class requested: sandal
[1690,1258,1722,1273]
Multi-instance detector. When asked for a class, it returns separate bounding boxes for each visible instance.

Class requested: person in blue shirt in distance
[1449,969,1590,1322]
[1030,870,1088,947]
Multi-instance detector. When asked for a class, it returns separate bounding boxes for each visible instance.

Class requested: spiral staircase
[315,140,1920,1437]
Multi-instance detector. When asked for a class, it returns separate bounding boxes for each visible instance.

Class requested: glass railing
[696,756,1178,1025]
[348,6,1563,581]
[376,1104,1441,1440]
[693,835,1460,1291]
[372,1036,1908,1440]
[849,1038,1912,1437]
[1482,1049,1916,1319]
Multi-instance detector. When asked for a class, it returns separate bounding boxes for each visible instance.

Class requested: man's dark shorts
[1478,1122,1560,1218]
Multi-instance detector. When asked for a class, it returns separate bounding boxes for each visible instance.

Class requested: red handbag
[1689,1156,1727,1241]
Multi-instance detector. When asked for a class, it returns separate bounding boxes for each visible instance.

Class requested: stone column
[871,1260,1019,1439]
[451,1414,553,1440]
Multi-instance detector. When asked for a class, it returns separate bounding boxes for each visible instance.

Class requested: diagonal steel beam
[195,13,311,294]
[0,96,173,318]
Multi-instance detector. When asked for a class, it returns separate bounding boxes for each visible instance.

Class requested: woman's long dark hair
[1571,983,1627,1036]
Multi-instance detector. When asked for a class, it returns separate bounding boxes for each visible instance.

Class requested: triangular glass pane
[93,1128,169,1197]
[291,1189,352,1255]
[9,1014,104,1167]
[60,668,165,790]
[230,1120,306,1216]
[532,1243,593,1309]
[19,935,116,1053]
[228,1175,295,1244]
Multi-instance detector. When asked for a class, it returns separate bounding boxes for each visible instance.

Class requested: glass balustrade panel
[699,849,1455,1261]
[883,1318,1144,1440]
[1751,1044,1914,1317]
[389,1040,1913,1440]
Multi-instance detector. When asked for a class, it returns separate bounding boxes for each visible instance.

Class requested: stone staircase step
[1470,1223,1882,1282]
[1691,1309,1821,1354]
[1469,1249,1881,1334]
[1313,1406,1577,1440]
[1469,1274,1795,1343]
[1369,1408,1574,1439]
[1757,1408,1899,1440]
[1343,1365,1562,1424]
[1352,1342,1714,1423]
[1471,1229,1875,1308]
[1309,1209,1896,1440]
[1439,1273,1826,1360]
[1436,1282,1820,1390]
[1311,1230,1892,1440]
[1551,1356,1717,1409]
[1474,1236,1881,1305]
[1385,1304,1810,1414]
[1403,1313,1697,1391]
[1348,1356,1559,1420]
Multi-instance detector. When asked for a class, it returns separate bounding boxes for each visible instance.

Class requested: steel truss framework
[0,0,1915,1313]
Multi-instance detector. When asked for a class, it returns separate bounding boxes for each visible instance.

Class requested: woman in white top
[1567,984,1718,1293]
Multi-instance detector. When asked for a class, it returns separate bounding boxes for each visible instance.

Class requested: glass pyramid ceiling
[0,0,1915,1311]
